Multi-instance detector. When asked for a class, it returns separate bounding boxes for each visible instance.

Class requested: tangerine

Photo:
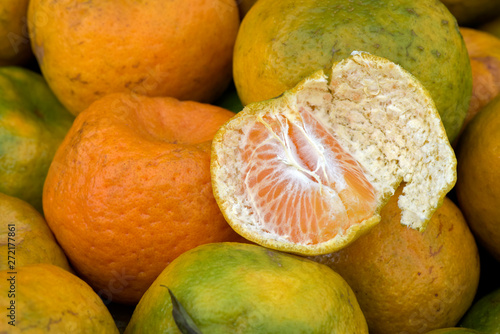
[0,264,119,333]
[456,94,500,262]
[0,66,74,212]
[233,0,472,143]
[0,0,32,66]
[312,186,480,334]
[28,0,240,115]
[212,52,456,255]
[0,193,71,271]
[460,288,500,333]
[456,27,500,140]
[125,242,369,333]
[43,93,245,304]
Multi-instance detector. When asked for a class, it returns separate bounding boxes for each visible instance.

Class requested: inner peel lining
[306,55,456,229]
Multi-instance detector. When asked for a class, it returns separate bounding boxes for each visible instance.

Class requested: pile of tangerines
[1,0,500,333]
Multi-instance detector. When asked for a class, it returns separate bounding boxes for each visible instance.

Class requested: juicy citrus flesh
[212,52,457,256]
[241,108,377,246]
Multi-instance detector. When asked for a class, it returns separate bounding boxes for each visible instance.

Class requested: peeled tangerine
[211,52,457,255]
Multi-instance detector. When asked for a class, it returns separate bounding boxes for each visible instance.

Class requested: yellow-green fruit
[125,242,368,334]
[0,264,119,333]
[233,0,472,143]
[0,66,74,212]
[0,193,71,271]
[311,188,480,334]
[456,94,500,261]
[460,288,500,333]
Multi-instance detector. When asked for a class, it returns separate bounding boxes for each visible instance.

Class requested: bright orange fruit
[28,0,240,115]
[43,93,245,304]
[211,52,457,255]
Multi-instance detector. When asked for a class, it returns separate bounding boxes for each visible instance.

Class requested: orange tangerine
[211,52,456,255]
[43,93,245,303]
[28,0,240,115]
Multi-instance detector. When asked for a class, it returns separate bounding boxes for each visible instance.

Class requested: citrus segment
[211,52,456,255]
[241,108,377,245]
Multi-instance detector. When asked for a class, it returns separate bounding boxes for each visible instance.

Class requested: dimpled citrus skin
[233,0,472,143]
[0,264,119,333]
[42,93,245,304]
[0,193,71,272]
[456,94,500,262]
[0,66,74,212]
[125,242,369,334]
[312,187,480,334]
[28,0,240,115]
